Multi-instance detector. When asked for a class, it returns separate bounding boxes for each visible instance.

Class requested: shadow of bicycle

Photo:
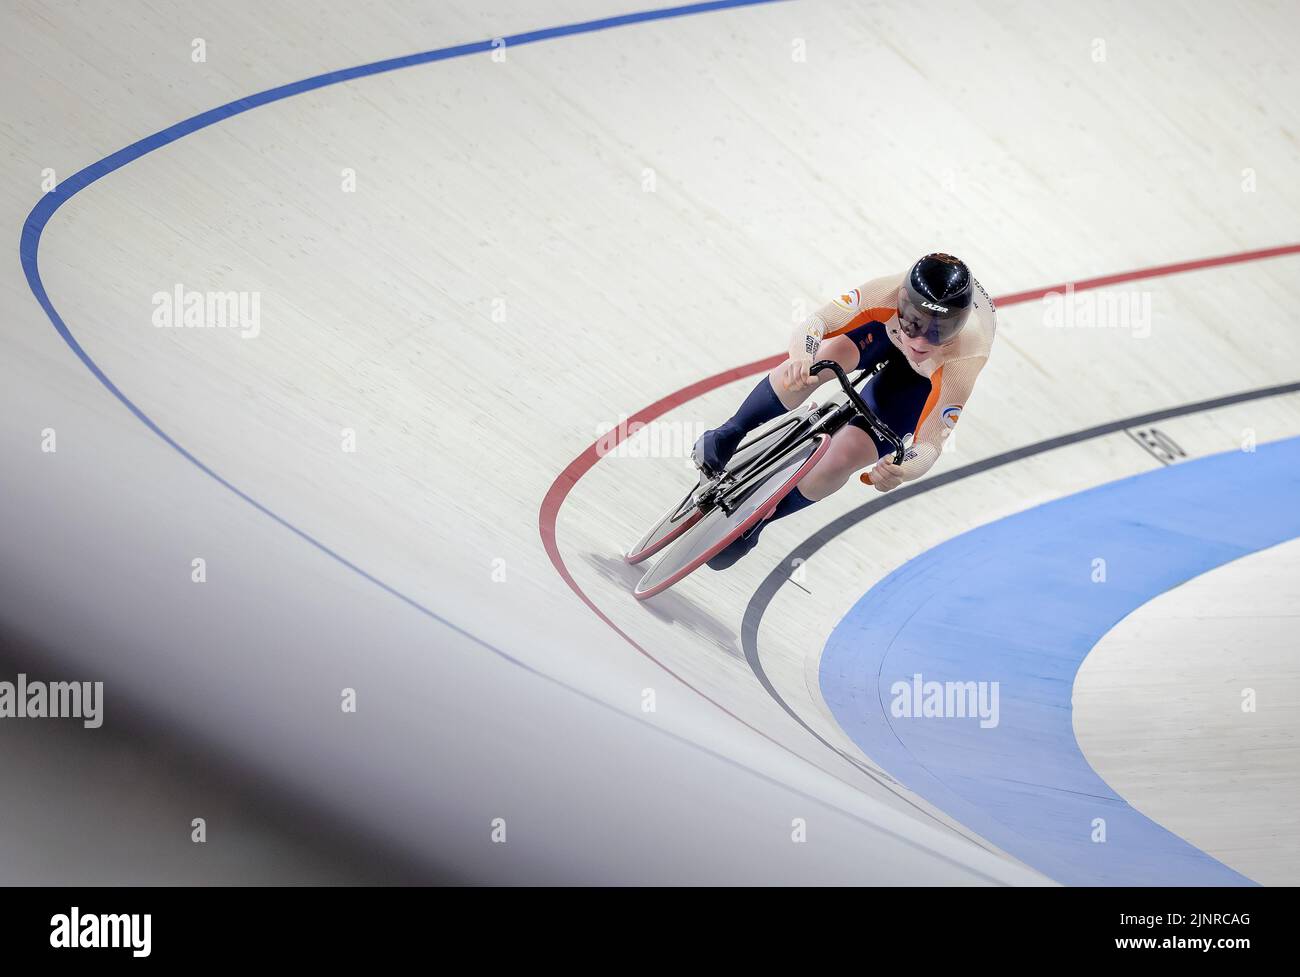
[581,552,743,661]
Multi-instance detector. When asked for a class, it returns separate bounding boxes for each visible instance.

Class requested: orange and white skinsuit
[774,271,996,498]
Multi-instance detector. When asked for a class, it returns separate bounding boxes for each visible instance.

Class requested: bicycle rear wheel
[633,431,829,600]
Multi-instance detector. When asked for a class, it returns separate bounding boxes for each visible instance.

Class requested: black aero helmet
[897,253,973,345]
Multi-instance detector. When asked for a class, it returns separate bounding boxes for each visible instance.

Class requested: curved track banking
[19,0,1300,881]
[543,246,1300,736]
[19,1,789,740]
[19,0,1019,881]
[817,438,1300,886]
[539,246,1300,876]
[739,378,1300,756]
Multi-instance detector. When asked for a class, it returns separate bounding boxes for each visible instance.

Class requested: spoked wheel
[623,405,816,565]
[633,431,830,600]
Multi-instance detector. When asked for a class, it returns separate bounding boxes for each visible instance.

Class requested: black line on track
[739,379,1300,822]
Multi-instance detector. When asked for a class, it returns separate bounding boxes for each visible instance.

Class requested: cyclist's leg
[694,332,863,474]
[777,346,933,504]
[797,424,880,500]
[707,347,932,570]
[706,424,858,570]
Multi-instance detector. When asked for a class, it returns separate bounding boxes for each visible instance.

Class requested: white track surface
[1076,539,1300,887]
[2,0,1297,883]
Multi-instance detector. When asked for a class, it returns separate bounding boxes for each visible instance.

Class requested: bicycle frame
[702,358,908,516]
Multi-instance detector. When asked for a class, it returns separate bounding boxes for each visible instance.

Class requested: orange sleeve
[789,273,904,357]
[895,355,987,481]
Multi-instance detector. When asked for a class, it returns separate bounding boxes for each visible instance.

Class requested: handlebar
[809,359,908,465]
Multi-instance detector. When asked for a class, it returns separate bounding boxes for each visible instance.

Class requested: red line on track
[537,243,1300,750]
[537,355,786,742]
[994,243,1300,306]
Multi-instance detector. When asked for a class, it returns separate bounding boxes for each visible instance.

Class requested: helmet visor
[896,286,966,346]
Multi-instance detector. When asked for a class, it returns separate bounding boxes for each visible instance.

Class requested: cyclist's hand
[778,354,816,391]
[866,460,904,492]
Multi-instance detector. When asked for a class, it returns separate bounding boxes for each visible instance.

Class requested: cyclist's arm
[894,353,987,481]
[788,274,903,361]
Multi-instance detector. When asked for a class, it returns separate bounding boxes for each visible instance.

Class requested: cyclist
[695,253,996,569]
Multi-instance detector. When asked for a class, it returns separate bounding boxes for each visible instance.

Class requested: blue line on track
[18,0,782,673]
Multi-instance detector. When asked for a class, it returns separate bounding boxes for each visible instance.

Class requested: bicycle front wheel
[624,404,817,565]
[633,432,829,600]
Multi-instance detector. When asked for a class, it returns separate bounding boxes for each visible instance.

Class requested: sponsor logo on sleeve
[834,288,861,311]
[942,405,963,428]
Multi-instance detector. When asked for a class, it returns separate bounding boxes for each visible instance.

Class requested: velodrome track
[2,0,1297,883]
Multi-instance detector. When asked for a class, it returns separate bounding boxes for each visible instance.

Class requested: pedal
[692,474,723,510]
[691,436,723,478]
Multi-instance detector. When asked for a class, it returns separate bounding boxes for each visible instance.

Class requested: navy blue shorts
[839,322,933,459]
